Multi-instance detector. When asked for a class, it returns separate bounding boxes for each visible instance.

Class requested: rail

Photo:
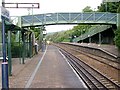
[60,48,120,89]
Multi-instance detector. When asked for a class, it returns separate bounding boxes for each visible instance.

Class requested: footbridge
[18,12,117,27]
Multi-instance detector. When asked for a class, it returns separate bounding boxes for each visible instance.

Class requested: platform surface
[0,45,87,89]
[29,45,87,88]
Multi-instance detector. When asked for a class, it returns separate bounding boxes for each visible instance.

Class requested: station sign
[0,6,10,21]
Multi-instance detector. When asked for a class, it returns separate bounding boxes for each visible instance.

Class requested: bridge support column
[21,31,25,64]
[117,13,120,28]
[99,33,101,45]
[8,31,12,76]
[117,5,120,65]
[29,32,32,58]
[89,37,91,44]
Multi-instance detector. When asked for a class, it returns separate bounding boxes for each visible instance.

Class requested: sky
[2,0,103,33]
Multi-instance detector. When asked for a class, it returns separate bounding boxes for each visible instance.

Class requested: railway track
[54,43,120,85]
[60,43,119,64]
[62,45,120,70]
[60,49,120,90]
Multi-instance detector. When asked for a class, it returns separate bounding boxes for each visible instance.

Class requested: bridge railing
[10,16,19,25]
[20,12,117,27]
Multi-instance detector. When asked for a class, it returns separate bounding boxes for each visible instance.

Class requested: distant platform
[72,43,119,57]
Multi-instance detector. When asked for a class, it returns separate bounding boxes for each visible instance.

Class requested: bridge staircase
[73,25,112,42]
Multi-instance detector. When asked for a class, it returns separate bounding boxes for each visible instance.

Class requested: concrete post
[117,14,120,28]
[29,32,32,58]
[99,33,101,45]
[22,32,25,64]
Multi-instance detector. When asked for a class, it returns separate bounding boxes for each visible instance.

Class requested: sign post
[1,0,10,88]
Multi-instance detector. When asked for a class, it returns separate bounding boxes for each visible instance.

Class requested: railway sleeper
[105,84,115,88]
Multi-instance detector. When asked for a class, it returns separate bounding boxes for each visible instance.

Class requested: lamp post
[80,29,82,43]
[32,4,34,25]
[42,27,46,52]
[27,8,30,15]
[102,0,107,12]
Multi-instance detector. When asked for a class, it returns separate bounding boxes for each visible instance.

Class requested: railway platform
[71,43,119,57]
[0,45,87,89]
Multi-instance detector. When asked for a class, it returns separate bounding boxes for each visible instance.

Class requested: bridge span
[17,12,117,27]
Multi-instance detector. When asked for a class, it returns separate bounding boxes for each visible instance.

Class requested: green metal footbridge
[16,12,118,27]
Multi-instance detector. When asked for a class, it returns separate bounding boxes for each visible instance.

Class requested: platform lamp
[43,27,47,50]
[40,26,46,52]
[32,4,34,26]
[103,0,107,12]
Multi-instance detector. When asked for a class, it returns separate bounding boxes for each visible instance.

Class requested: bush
[11,43,22,58]
[114,5,120,49]
[114,26,120,49]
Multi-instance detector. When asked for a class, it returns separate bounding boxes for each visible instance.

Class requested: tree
[98,2,120,13]
[114,26,120,49]
[117,4,120,13]
[82,6,93,12]
[114,4,120,49]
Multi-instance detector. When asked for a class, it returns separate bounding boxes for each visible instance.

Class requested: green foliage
[98,2,120,49]
[32,28,41,40]
[46,25,91,43]
[11,42,22,58]
[98,3,106,12]
[10,33,21,57]
[114,26,120,49]
[82,6,93,12]
[117,4,120,13]
[98,2,120,13]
